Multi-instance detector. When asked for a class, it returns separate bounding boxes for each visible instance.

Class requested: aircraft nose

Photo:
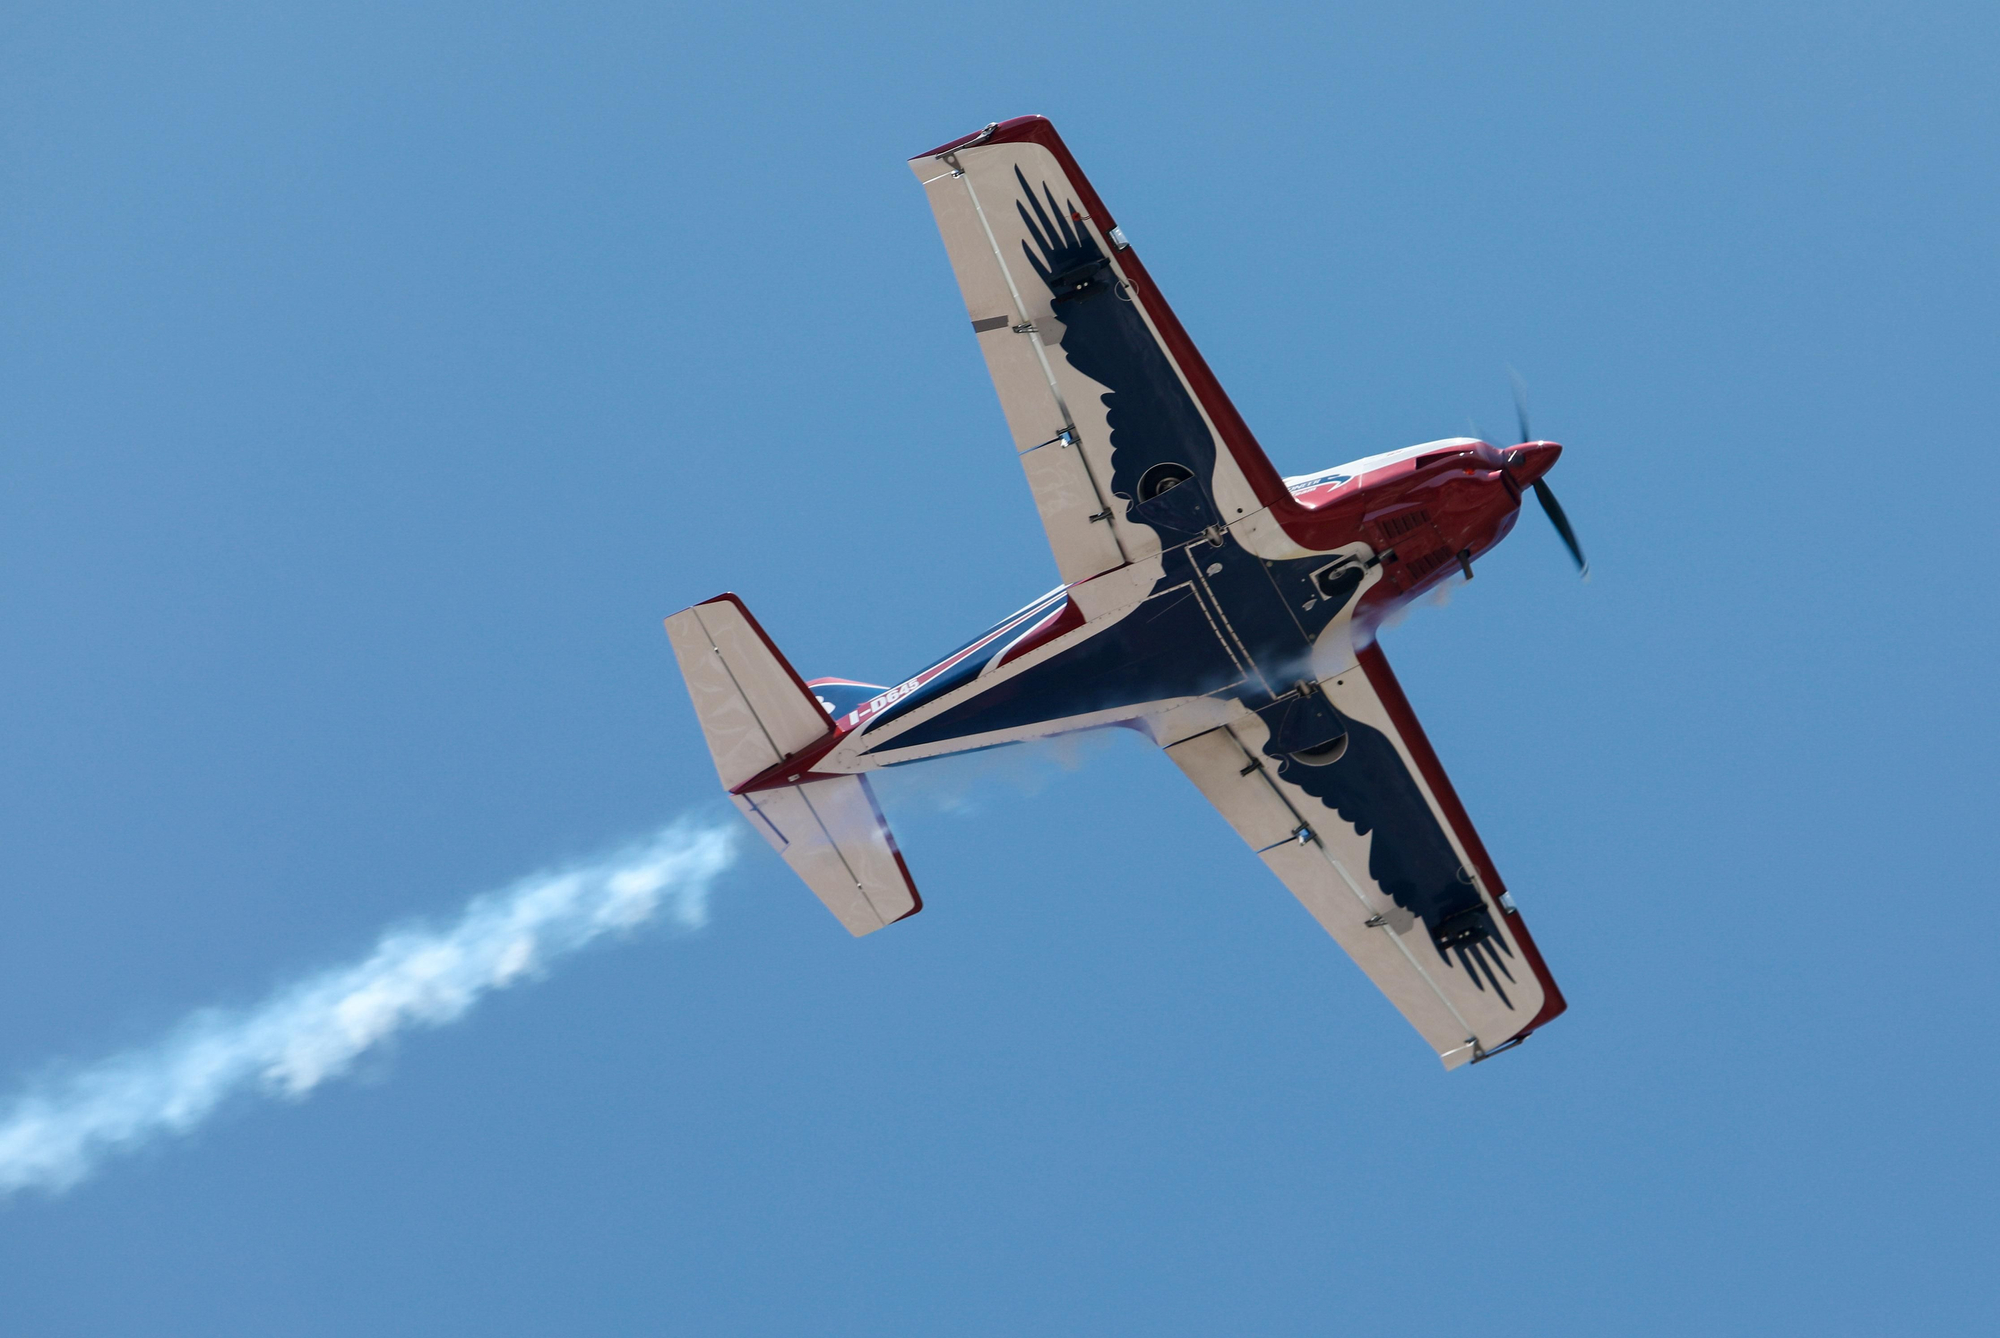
[1504,441,1562,487]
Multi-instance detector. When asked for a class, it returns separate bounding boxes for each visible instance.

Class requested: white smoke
[868,729,1130,817]
[0,818,737,1199]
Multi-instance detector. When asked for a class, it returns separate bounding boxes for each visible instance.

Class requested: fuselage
[746,436,1559,793]
[670,118,1573,1065]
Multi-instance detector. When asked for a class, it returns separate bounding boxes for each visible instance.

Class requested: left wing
[909,118,1303,587]
[1161,644,1565,1067]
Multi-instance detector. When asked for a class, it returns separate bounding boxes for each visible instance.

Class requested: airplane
[666,117,1581,1069]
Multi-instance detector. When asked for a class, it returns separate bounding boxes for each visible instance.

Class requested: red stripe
[845,600,1058,729]
[994,596,1086,668]
[730,728,847,794]
[690,593,834,728]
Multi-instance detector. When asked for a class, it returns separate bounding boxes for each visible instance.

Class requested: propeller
[1507,372,1589,579]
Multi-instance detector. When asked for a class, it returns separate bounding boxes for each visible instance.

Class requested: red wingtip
[910,115,1053,161]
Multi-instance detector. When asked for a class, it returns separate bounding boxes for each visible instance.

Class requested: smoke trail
[0,818,737,1199]
[868,728,1132,818]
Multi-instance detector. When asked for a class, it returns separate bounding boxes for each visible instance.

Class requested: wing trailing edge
[1160,644,1564,1067]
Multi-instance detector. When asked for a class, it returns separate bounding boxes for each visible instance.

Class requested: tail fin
[664,594,921,936]
[663,594,832,790]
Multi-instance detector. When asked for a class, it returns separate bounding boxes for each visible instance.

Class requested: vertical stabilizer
[664,594,833,790]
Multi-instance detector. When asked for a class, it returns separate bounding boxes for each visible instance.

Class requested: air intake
[1377,509,1432,539]
[1404,549,1453,580]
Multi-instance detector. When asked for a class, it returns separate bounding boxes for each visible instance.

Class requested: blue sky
[3,2,1996,1332]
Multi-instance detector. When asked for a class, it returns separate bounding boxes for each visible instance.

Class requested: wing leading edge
[1162,643,1565,1067]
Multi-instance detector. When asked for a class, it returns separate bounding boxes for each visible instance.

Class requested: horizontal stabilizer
[665,594,833,790]
[733,775,922,935]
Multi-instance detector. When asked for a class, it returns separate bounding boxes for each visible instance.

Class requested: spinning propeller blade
[1531,479,1589,577]
[1510,368,1534,453]
[1507,372,1589,579]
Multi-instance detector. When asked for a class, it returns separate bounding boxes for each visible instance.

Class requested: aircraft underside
[665,116,1576,1069]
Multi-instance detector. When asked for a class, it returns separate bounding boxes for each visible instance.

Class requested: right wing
[1161,643,1565,1068]
[908,118,1305,586]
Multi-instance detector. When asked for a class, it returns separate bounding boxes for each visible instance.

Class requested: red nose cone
[1505,441,1563,488]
